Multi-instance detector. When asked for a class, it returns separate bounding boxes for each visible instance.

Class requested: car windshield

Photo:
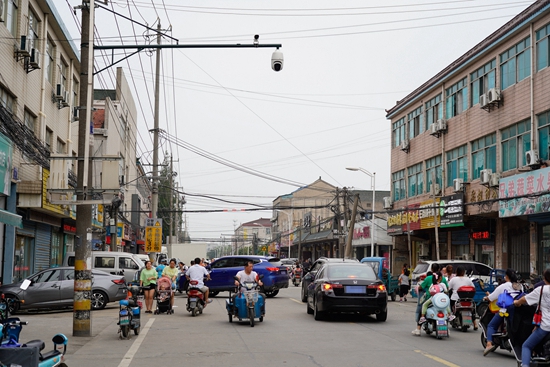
[327,265,377,280]
[268,258,282,267]
[413,263,430,274]
[362,261,380,275]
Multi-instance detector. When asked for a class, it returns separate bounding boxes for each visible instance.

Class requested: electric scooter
[118,284,143,339]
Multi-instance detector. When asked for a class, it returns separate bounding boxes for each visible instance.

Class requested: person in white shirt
[514,268,550,367]
[448,266,478,330]
[186,257,212,305]
[233,260,265,316]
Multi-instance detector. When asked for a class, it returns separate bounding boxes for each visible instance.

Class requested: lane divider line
[414,349,460,367]
[117,318,155,367]
[289,298,303,304]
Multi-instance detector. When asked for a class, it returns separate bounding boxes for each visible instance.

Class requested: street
[13,283,520,367]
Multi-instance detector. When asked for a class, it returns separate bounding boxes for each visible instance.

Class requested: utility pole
[150,22,161,259]
[345,194,359,259]
[432,171,440,260]
[169,155,173,248]
[343,188,350,256]
[336,188,342,257]
[74,0,95,337]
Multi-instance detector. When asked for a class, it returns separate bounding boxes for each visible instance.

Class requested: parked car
[136,254,150,265]
[301,257,359,302]
[0,267,127,312]
[281,258,298,273]
[306,262,388,321]
[64,251,144,283]
[208,255,289,298]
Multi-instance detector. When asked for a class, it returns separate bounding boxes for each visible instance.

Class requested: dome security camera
[271,49,283,72]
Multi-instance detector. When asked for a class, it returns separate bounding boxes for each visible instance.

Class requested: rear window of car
[362,261,380,276]
[328,265,376,280]
[413,263,430,274]
[267,258,282,267]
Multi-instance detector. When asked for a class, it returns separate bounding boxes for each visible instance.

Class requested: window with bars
[501,120,531,171]
[446,78,468,119]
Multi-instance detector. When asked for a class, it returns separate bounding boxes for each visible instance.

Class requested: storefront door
[14,235,34,281]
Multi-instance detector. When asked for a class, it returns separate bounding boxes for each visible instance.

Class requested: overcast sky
[59,0,534,242]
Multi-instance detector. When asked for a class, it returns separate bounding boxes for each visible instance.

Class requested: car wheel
[306,300,313,315]
[376,309,387,322]
[265,290,279,298]
[209,291,219,298]
[91,290,108,310]
[5,295,20,314]
[313,298,325,321]
[390,292,396,302]
[301,284,307,302]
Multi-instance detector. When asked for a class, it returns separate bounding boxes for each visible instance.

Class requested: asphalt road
[13,283,520,367]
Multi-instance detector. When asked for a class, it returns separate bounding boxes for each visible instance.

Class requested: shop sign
[499,167,550,217]
[439,193,464,228]
[0,133,13,196]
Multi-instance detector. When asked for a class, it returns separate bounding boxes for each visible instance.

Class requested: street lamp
[346,167,376,257]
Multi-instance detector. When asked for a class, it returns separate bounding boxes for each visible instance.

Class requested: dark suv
[301,257,359,302]
[208,255,289,298]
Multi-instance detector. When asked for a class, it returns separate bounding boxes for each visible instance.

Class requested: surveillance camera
[254,34,259,40]
[253,35,259,47]
[271,49,283,72]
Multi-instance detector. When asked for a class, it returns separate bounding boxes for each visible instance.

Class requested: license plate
[345,286,366,294]
[462,312,473,324]
[120,317,129,325]
[438,329,448,336]
[281,270,286,274]
[437,320,446,325]
[189,298,197,302]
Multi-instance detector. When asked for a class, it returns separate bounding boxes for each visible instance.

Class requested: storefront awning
[0,209,22,228]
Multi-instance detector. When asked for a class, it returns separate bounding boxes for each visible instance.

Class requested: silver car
[0,267,127,312]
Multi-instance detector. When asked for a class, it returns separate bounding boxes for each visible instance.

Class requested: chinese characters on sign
[145,218,163,252]
[499,167,550,217]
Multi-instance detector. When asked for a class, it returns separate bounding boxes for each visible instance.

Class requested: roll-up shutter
[17,220,35,237]
[509,230,529,274]
[34,223,51,272]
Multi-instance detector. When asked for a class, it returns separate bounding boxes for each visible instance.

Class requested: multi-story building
[0,0,80,282]
[233,218,272,255]
[385,0,550,278]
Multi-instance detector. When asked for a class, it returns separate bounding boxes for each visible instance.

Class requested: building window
[501,120,531,171]
[24,109,35,132]
[392,117,406,147]
[46,38,55,85]
[0,86,14,113]
[536,23,550,71]
[45,128,52,151]
[446,78,468,119]
[425,94,443,129]
[446,145,468,187]
[5,0,18,36]
[471,134,497,180]
[28,9,39,51]
[470,59,496,106]
[538,111,550,161]
[500,36,531,90]
[407,163,423,197]
[392,170,405,201]
[56,138,65,154]
[59,59,67,90]
[72,78,79,108]
[426,155,442,192]
[408,106,423,139]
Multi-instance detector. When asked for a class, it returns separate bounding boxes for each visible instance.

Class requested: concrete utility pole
[169,154,173,248]
[345,194,359,259]
[336,188,342,257]
[74,0,95,337]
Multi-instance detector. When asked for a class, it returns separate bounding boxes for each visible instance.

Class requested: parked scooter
[186,280,205,317]
[292,267,302,287]
[450,285,477,332]
[226,275,265,327]
[421,292,451,339]
[118,284,143,339]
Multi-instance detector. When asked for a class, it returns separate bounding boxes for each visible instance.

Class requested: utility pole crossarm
[93,43,282,50]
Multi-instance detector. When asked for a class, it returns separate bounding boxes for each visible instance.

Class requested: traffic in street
[16,283,517,367]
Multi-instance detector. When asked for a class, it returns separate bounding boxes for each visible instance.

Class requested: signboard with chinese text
[145,218,163,252]
[499,167,550,217]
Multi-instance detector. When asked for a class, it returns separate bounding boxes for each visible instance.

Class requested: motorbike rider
[186,257,212,306]
[448,266,478,330]
[513,268,550,367]
[417,271,454,325]
[292,264,302,281]
[412,263,449,336]
[233,260,266,316]
[482,268,519,356]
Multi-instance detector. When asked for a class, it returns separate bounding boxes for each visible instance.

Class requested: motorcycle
[450,285,476,332]
[118,285,143,339]
[226,275,265,327]
[292,268,302,287]
[186,280,205,317]
[421,292,451,339]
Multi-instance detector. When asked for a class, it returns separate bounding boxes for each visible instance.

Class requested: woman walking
[140,260,158,313]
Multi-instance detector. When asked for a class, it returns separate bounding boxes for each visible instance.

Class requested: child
[398,269,410,302]
[418,271,454,324]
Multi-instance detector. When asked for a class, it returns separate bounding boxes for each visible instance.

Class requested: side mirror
[20,279,31,290]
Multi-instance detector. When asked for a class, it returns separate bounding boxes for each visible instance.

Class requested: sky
[58,0,535,243]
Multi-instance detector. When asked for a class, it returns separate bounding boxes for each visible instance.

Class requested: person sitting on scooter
[482,268,519,356]
[513,268,550,367]
[418,272,454,325]
[233,260,266,316]
[186,257,212,306]
[412,263,449,336]
[448,266,478,330]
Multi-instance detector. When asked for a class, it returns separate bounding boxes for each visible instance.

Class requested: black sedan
[306,262,388,321]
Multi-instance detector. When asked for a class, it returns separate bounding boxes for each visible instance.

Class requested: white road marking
[117,318,155,367]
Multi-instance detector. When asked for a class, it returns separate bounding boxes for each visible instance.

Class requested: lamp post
[346,167,376,257]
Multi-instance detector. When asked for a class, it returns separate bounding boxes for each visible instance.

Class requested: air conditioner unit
[419,244,429,257]
[526,149,539,166]
[429,123,439,136]
[453,178,463,192]
[432,183,441,196]
[400,139,410,152]
[489,172,500,187]
[436,119,447,132]
[382,197,392,209]
[29,48,40,68]
[487,88,501,104]
[63,91,69,103]
[479,94,488,108]
[480,169,492,184]
[55,84,65,100]
[18,36,31,56]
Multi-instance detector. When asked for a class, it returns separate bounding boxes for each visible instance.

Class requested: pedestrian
[514,268,550,367]
[399,269,410,302]
[156,258,167,279]
[140,260,157,313]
